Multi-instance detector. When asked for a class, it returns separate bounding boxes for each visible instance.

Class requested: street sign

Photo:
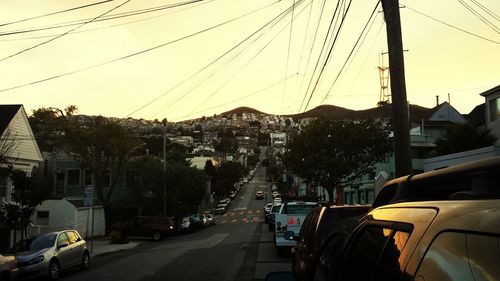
[84,186,94,207]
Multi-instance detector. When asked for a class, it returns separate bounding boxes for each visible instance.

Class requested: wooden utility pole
[381,0,412,177]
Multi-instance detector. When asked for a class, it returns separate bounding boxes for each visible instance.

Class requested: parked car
[8,230,89,280]
[124,216,175,241]
[0,253,18,281]
[189,214,203,231]
[264,203,274,223]
[215,203,228,214]
[255,191,264,199]
[268,203,282,231]
[206,213,216,225]
[287,205,370,281]
[267,157,500,281]
[273,197,282,204]
[179,216,193,233]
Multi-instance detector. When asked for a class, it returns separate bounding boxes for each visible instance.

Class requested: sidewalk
[87,238,141,258]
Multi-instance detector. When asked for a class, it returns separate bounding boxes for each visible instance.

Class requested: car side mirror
[265,272,296,281]
[58,242,69,249]
[284,231,298,241]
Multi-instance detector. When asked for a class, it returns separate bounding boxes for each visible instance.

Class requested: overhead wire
[0,0,133,63]
[188,0,309,118]
[295,0,328,109]
[0,0,204,37]
[457,0,500,34]
[298,0,343,113]
[0,1,281,94]
[405,5,500,45]
[171,74,298,122]
[150,0,306,119]
[0,0,114,27]
[0,0,213,42]
[303,0,354,112]
[321,0,381,104]
[469,0,500,22]
[282,0,297,108]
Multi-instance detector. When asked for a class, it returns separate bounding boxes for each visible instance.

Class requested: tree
[283,118,392,203]
[30,106,143,204]
[0,167,52,243]
[434,123,496,156]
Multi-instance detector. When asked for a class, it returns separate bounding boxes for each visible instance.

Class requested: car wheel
[152,231,162,241]
[80,252,90,270]
[48,260,60,280]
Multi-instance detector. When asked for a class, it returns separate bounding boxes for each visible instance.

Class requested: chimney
[436,95,439,107]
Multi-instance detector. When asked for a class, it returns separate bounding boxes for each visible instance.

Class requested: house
[480,85,500,144]
[0,105,43,203]
[0,104,43,250]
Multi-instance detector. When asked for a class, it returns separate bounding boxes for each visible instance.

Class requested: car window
[57,232,70,247]
[341,225,410,281]
[286,204,316,214]
[413,232,475,281]
[413,232,500,281]
[66,231,79,244]
[466,233,500,280]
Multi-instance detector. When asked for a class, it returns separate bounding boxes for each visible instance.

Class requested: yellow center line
[247,210,254,215]
[231,219,237,223]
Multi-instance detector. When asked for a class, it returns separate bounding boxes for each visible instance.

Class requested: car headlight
[29,256,44,265]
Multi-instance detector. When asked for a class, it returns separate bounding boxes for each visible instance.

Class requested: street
[59,164,289,281]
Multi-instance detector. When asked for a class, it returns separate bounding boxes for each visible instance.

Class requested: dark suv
[125,216,175,241]
[289,205,370,281]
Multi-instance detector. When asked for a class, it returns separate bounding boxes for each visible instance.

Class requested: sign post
[84,186,95,254]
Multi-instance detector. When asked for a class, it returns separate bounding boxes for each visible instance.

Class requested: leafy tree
[126,156,163,216]
[165,162,206,216]
[204,160,216,177]
[434,123,496,156]
[30,106,143,204]
[0,167,52,242]
[283,118,391,203]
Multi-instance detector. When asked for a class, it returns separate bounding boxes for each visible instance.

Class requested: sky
[0,0,499,122]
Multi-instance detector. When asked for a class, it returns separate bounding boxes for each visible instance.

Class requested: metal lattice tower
[378,52,391,104]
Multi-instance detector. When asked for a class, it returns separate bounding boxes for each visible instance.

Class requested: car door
[65,231,83,266]
[55,232,72,270]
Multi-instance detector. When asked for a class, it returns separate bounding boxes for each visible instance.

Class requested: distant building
[480,85,500,144]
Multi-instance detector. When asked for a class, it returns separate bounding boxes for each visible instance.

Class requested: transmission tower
[378,51,391,104]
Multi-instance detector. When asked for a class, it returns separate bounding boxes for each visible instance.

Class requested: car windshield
[287,204,317,214]
[10,234,57,252]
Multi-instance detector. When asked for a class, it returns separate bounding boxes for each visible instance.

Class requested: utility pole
[381,0,412,177]
[162,123,167,217]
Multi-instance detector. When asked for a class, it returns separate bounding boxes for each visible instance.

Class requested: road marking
[247,210,254,215]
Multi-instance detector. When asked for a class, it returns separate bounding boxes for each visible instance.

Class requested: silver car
[9,230,90,280]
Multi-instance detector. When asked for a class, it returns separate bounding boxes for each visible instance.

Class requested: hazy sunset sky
[1,0,499,121]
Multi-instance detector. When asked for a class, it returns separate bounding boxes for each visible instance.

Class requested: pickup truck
[274,201,318,256]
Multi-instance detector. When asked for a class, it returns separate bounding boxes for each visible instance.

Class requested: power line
[321,0,381,104]
[298,0,343,113]
[150,0,305,119]
[303,0,353,112]
[282,0,297,108]
[405,5,500,45]
[0,0,213,42]
[0,0,203,37]
[469,0,500,22]
[457,0,500,34]
[171,74,298,121]
[0,1,280,94]
[0,0,113,27]
[0,0,133,62]
[190,0,308,116]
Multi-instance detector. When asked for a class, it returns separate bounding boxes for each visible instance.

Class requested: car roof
[374,199,500,234]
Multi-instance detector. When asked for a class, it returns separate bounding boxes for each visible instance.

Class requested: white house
[0,105,43,250]
[0,105,43,204]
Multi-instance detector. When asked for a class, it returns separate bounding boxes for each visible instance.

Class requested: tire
[152,231,162,241]
[48,260,60,281]
[80,252,90,270]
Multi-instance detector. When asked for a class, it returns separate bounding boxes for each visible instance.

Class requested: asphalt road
[59,160,290,281]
